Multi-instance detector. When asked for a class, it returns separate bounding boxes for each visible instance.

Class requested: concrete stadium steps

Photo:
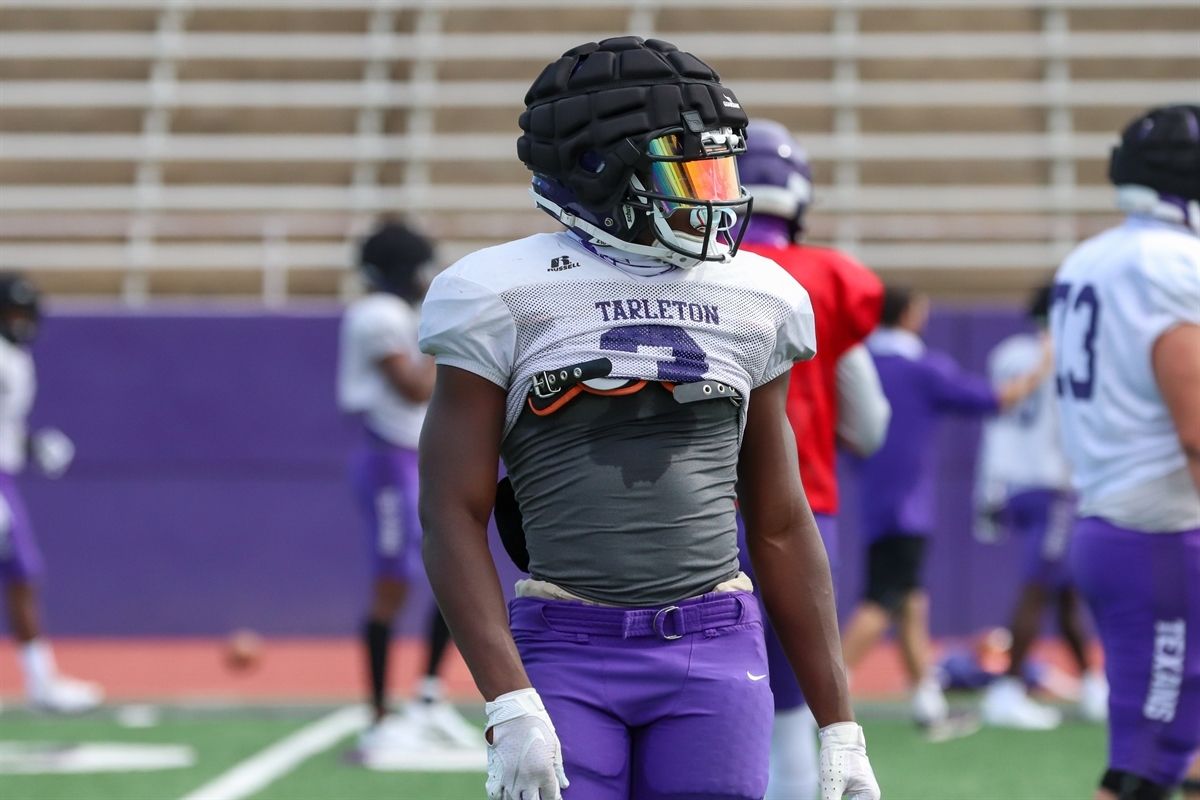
[0,1,1197,302]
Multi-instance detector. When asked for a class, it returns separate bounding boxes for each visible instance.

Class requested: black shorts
[864,534,928,613]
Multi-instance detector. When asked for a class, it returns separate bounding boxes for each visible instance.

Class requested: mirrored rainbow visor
[644,134,742,213]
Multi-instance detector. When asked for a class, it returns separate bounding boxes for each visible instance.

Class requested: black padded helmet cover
[517,37,750,213]
[1109,104,1200,201]
[359,221,434,301]
[0,273,39,317]
[0,273,40,345]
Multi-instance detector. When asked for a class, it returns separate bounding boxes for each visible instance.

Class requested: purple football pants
[510,591,773,799]
[737,512,838,711]
[1070,517,1200,787]
[0,471,43,584]
[1001,489,1074,591]
[348,436,423,581]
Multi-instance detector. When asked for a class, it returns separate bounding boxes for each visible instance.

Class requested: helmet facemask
[532,127,753,270]
[623,128,752,268]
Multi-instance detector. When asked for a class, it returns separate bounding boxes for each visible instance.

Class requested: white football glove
[819,722,881,800]
[30,428,74,479]
[485,688,569,800]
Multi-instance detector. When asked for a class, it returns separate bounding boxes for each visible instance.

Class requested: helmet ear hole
[578,150,606,174]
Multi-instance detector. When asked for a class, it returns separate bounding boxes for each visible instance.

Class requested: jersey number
[599,324,709,382]
[1051,282,1100,400]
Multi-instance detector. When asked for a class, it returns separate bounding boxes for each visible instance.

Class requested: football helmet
[0,273,40,345]
[737,119,813,243]
[518,37,752,269]
[1110,104,1200,234]
[359,220,435,302]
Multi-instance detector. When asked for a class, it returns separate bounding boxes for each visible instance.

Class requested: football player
[840,285,1050,728]
[735,120,890,799]
[975,284,1106,730]
[338,222,480,753]
[1050,104,1200,800]
[418,38,880,800]
[0,274,102,713]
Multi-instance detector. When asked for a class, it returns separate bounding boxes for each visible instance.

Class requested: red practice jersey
[745,243,883,514]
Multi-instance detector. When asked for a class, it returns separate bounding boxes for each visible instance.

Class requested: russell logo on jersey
[548,256,581,272]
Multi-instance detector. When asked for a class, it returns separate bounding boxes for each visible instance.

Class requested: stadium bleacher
[0,0,1196,303]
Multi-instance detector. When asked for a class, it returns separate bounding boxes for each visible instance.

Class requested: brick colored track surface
[0,638,480,703]
[0,636,1097,702]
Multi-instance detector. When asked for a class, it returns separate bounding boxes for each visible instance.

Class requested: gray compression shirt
[501,383,742,607]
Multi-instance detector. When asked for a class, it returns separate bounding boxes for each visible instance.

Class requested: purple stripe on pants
[737,512,838,711]
[509,592,773,799]
[0,471,43,584]
[348,439,423,581]
[1070,517,1200,787]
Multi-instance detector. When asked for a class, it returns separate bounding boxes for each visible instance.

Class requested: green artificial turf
[863,717,1107,800]
[0,708,311,800]
[255,740,486,800]
[0,702,1110,800]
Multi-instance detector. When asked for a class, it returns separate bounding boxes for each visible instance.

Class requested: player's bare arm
[418,364,530,702]
[1153,322,1200,493]
[995,333,1054,411]
[738,372,853,727]
[379,350,437,403]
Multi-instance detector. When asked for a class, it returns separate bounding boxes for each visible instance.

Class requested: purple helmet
[737,120,813,242]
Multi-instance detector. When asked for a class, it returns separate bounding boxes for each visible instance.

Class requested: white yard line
[179,705,369,800]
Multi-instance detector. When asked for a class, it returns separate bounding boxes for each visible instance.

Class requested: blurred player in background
[975,284,1106,730]
[736,119,890,799]
[841,285,1050,729]
[0,274,102,713]
[419,38,879,800]
[1050,104,1200,800]
[337,222,480,754]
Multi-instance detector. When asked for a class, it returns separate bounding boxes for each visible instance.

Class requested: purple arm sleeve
[924,351,1000,415]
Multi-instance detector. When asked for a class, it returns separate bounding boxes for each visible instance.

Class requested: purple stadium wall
[14,306,1032,639]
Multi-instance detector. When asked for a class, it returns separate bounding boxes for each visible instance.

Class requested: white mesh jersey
[1051,216,1200,526]
[418,232,816,439]
[337,293,427,449]
[0,337,34,474]
[975,333,1072,511]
